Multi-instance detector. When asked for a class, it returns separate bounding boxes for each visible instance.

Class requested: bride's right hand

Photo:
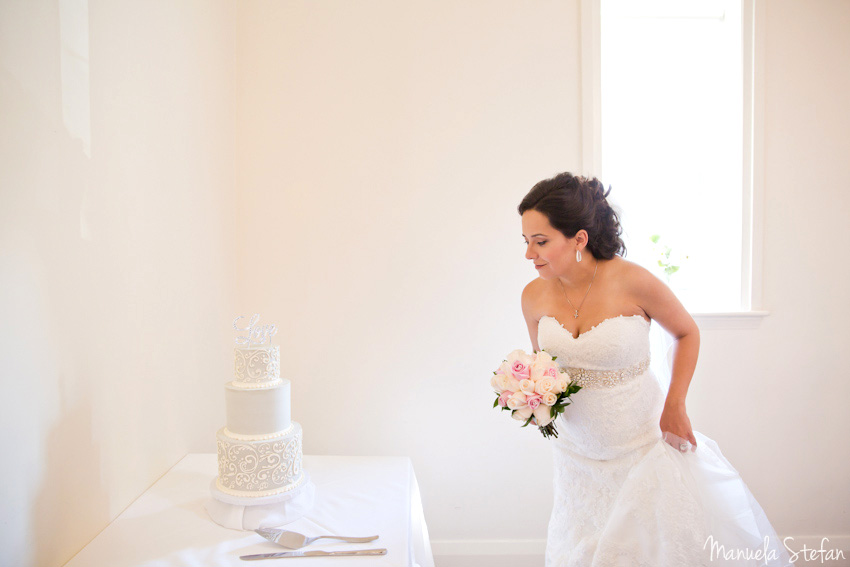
[662,430,696,453]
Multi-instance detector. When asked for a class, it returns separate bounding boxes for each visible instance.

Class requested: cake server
[240,548,387,560]
[255,528,379,549]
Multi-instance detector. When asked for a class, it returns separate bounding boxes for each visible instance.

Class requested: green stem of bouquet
[539,423,558,439]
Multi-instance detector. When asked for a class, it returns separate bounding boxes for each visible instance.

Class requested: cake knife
[240,548,388,560]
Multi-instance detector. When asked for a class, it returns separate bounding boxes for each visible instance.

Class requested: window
[583,0,762,315]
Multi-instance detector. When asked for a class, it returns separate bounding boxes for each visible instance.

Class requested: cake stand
[205,472,316,531]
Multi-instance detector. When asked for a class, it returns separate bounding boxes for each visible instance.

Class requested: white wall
[231,0,850,563]
[0,1,236,566]
[231,0,580,554]
[1,1,848,566]
[757,0,850,537]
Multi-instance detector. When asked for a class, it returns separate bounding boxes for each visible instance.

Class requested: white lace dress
[538,314,795,567]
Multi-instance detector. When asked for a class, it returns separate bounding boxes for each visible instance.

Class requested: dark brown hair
[517,172,626,259]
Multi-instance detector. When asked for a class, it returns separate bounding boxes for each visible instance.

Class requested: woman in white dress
[519,172,794,566]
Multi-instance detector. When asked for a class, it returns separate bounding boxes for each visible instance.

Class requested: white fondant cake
[214,344,305,497]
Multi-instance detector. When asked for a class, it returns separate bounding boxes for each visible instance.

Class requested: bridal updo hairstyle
[517,172,627,260]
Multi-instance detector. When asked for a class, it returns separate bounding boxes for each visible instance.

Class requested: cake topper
[233,314,278,346]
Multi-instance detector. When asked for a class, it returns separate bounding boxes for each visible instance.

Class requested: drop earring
[576,249,582,262]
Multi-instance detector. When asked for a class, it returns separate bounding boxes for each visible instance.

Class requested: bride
[519,172,794,566]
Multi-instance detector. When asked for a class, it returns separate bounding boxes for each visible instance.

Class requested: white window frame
[579,0,769,328]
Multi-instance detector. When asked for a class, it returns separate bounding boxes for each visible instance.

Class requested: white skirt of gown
[537,314,795,567]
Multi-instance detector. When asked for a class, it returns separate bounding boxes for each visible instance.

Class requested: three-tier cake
[215,342,305,496]
[206,315,314,530]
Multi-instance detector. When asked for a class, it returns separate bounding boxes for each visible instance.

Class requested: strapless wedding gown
[538,314,795,567]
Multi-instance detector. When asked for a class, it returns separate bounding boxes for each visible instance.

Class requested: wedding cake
[215,344,304,496]
[207,315,314,530]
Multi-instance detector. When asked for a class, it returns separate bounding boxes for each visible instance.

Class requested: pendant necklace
[558,259,599,318]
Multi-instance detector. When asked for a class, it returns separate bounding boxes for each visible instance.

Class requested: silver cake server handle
[241,548,388,560]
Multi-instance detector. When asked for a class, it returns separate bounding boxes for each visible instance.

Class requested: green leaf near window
[650,234,688,283]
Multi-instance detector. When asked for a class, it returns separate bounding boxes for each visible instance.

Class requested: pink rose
[526,394,542,410]
[547,367,557,377]
[511,361,530,379]
[498,391,512,407]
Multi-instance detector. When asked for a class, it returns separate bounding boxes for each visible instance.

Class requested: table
[63,454,435,567]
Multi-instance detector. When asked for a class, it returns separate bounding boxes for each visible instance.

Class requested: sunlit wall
[0,1,236,565]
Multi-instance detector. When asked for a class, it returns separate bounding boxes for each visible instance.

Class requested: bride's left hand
[660,402,697,451]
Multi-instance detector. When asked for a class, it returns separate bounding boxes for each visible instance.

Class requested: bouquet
[491,348,581,439]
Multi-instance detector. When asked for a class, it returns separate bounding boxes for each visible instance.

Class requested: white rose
[511,405,534,421]
[529,361,548,381]
[542,391,558,406]
[535,377,556,395]
[533,404,555,427]
[496,374,512,391]
[535,350,553,364]
[490,375,501,390]
[506,391,528,410]
[505,375,522,392]
[555,377,568,394]
[519,379,536,396]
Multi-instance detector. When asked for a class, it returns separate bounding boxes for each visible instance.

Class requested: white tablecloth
[63,454,435,567]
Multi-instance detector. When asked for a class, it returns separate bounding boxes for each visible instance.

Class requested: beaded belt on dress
[564,356,651,389]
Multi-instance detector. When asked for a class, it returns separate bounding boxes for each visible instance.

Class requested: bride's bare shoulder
[609,256,653,280]
[612,255,697,336]
[522,276,548,293]
[521,277,549,317]
[607,256,665,297]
